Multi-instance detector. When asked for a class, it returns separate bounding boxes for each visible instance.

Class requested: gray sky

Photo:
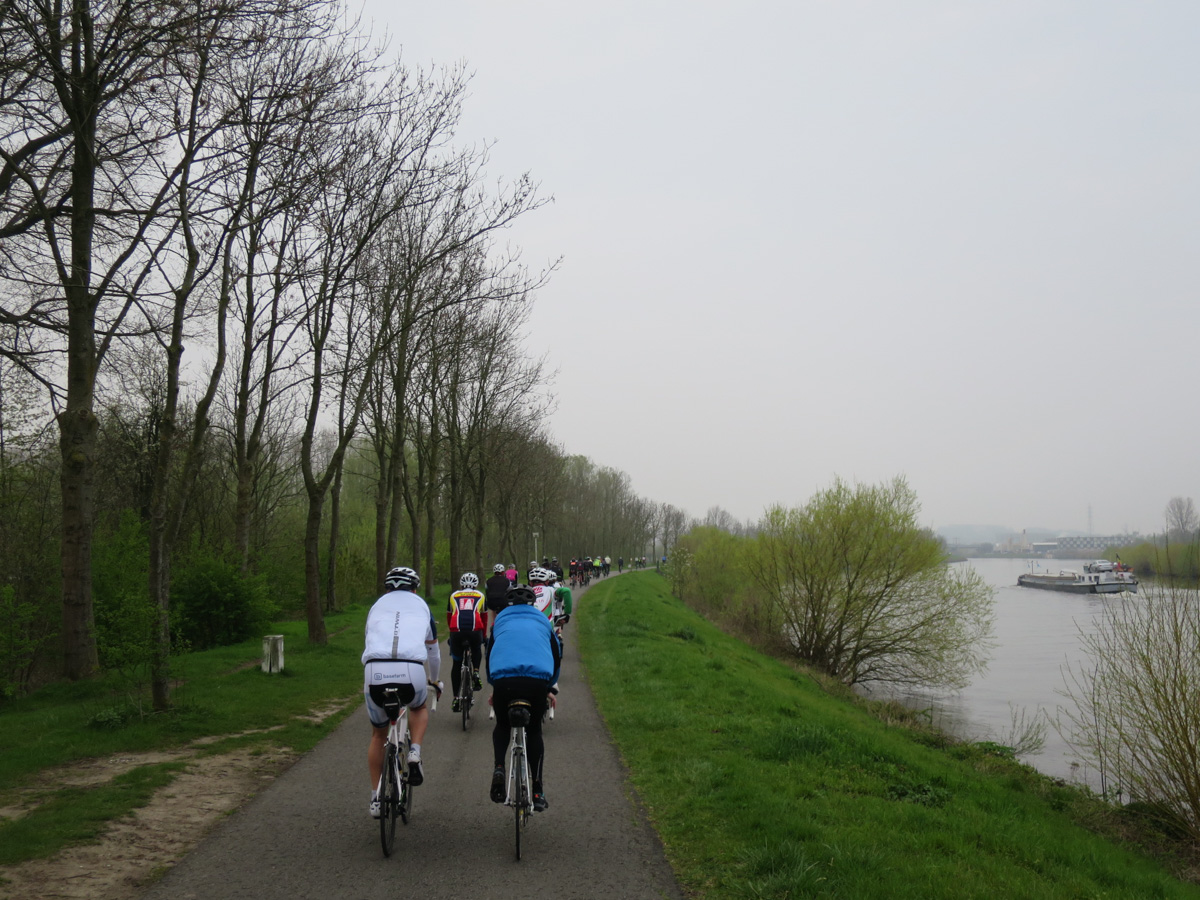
[361,1,1199,536]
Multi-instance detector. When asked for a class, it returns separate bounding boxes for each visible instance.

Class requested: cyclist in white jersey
[362,566,441,818]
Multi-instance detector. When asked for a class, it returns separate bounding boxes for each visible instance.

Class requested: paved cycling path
[140,575,684,900]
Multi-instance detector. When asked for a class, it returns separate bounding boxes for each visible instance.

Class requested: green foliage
[746,477,994,688]
[0,585,52,701]
[92,512,154,675]
[1110,539,1200,581]
[580,573,1200,899]
[0,442,61,699]
[172,554,276,651]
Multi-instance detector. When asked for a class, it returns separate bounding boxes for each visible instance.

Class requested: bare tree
[0,0,275,678]
[1165,496,1198,543]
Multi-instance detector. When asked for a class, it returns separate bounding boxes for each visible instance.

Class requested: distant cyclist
[362,566,441,817]
[485,564,511,626]
[488,585,561,812]
[447,573,487,711]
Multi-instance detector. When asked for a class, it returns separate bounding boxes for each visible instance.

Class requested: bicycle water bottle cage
[507,699,532,727]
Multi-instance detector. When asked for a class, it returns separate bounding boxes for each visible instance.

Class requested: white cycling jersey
[362,589,436,664]
[531,583,555,619]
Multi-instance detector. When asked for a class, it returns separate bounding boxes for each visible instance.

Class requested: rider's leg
[368,724,387,788]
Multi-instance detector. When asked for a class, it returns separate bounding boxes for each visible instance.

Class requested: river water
[868,557,1120,785]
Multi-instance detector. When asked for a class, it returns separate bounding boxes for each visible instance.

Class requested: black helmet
[384,566,420,591]
[506,585,536,606]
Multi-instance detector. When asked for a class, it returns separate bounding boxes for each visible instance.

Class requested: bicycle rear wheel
[460,661,471,731]
[380,745,398,857]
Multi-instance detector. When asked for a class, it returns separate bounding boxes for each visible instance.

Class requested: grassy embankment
[578,571,1200,900]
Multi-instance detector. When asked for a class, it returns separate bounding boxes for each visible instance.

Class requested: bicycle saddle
[507,699,532,727]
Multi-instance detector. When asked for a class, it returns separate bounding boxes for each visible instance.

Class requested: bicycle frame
[505,720,532,860]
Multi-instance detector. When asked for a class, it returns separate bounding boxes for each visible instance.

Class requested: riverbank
[580,572,1200,898]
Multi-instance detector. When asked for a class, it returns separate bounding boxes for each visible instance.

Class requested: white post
[262,635,285,673]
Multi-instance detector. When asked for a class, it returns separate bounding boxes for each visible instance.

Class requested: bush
[745,477,994,689]
[172,555,276,650]
[1060,580,1200,841]
[92,512,155,675]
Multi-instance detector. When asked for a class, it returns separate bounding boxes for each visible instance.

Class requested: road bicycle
[376,682,438,857]
[376,689,414,857]
[456,652,474,731]
[503,698,534,860]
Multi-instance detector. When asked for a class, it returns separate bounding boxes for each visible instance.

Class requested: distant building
[1054,534,1141,552]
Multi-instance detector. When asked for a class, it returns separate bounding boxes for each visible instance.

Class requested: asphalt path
[140,575,685,900]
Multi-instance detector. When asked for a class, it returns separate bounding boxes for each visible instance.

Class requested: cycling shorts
[364,660,428,727]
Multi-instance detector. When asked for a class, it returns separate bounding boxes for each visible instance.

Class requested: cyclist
[529,567,572,625]
[485,564,511,625]
[549,557,564,581]
[488,584,561,812]
[363,566,441,818]
[447,573,486,711]
[504,563,518,586]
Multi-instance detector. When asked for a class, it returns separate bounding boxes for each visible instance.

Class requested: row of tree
[0,0,688,705]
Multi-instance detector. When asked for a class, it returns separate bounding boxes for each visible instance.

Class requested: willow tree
[746,477,994,688]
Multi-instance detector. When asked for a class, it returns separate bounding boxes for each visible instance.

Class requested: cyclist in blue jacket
[487,584,561,811]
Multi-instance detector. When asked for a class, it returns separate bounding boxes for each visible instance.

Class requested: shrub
[172,555,276,650]
[1060,580,1200,840]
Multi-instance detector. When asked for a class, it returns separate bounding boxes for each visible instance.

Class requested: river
[869,556,1123,785]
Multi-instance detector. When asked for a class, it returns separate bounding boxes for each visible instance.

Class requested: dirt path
[1,574,685,900]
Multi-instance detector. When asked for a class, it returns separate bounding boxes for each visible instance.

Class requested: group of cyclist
[567,555,615,587]
[361,561,575,821]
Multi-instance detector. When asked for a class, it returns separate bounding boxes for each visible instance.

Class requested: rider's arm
[424,616,441,684]
[549,624,562,685]
[556,586,573,617]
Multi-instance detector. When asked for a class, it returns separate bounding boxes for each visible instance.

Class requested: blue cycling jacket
[487,604,561,684]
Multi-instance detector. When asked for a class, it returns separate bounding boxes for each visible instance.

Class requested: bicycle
[376,688,414,857]
[503,698,534,860]
[376,682,439,857]
[456,652,474,731]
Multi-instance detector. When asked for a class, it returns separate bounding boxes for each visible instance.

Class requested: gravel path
[139,579,685,900]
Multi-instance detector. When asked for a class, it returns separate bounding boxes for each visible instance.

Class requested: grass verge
[0,602,382,864]
[579,571,1200,900]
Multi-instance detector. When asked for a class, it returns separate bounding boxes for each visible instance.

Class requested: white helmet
[460,573,479,589]
[384,566,419,591]
[530,567,554,584]
[493,563,506,573]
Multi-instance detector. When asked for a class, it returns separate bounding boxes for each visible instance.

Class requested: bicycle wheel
[460,662,472,731]
[379,744,398,857]
[513,740,529,861]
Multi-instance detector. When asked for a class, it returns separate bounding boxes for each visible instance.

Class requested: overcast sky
[360,1,1199,537]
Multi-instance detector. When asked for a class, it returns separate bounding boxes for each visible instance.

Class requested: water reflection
[863,557,1116,785]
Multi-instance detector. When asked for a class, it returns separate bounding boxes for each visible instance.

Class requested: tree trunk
[325,459,343,612]
[58,401,99,680]
[303,493,329,645]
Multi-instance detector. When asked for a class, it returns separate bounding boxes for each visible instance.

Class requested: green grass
[579,572,1200,900]
[0,602,388,864]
